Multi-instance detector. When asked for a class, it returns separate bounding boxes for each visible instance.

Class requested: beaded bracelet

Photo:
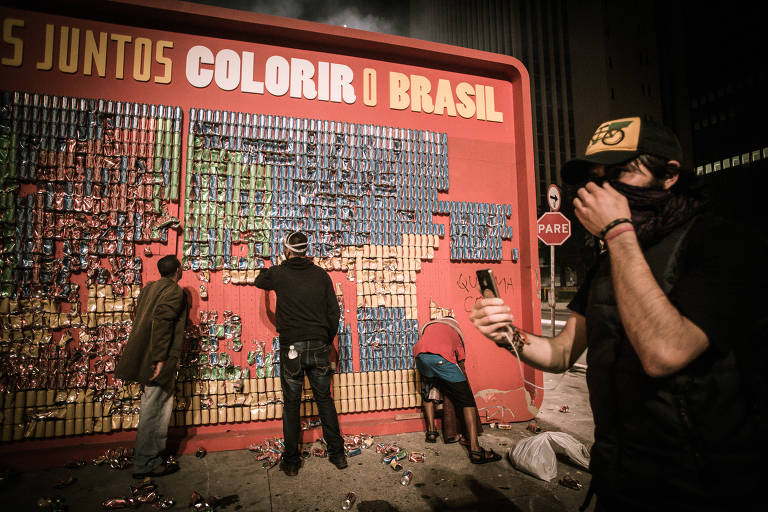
[599,218,632,240]
[504,326,528,356]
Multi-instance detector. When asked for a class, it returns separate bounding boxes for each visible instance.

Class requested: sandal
[469,447,502,464]
[425,430,439,443]
[444,435,469,445]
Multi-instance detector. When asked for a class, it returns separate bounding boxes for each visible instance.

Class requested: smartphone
[476,269,500,299]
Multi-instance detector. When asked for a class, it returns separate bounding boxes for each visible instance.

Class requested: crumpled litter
[54,474,76,489]
[248,438,284,469]
[526,421,542,433]
[101,479,175,509]
[91,447,134,470]
[100,496,138,509]
[559,474,583,490]
[408,452,425,463]
[189,492,237,511]
[508,432,590,482]
[376,441,407,464]
[343,433,374,456]
[36,496,67,512]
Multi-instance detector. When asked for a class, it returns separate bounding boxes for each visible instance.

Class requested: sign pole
[541,183,567,338]
[549,245,556,337]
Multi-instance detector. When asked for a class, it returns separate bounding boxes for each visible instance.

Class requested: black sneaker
[279,460,299,476]
[131,461,179,479]
[329,455,348,470]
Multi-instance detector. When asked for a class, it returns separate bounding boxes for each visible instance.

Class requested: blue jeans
[280,340,344,464]
[134,384,174,473]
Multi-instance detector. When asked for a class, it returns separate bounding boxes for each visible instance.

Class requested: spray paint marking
[457,272,514,311]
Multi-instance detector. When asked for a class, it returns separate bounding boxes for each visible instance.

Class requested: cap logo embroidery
[589,119,634,148]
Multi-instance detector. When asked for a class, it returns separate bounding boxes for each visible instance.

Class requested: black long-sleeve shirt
[254,256,340,346]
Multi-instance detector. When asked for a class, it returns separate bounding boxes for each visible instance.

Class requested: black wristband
[599,218,632,240]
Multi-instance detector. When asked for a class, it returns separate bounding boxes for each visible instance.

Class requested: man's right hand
[470,298,517,348]
[150,361,165,381]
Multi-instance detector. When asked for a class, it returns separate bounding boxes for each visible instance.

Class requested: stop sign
[537,211,571,245]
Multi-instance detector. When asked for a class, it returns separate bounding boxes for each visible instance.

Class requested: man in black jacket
[255,231,346,476]
[470,117,764,511]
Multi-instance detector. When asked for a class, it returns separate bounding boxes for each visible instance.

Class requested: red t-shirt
[413,323,466,364]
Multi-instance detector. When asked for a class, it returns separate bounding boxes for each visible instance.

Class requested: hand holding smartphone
[476,269,521,352]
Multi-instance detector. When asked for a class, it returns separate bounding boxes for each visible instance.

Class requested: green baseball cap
[561,117,683,184]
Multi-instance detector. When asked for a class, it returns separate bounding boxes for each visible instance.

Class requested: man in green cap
[470,117,765,510]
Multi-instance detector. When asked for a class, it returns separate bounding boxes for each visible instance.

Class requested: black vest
[584,217,760,510]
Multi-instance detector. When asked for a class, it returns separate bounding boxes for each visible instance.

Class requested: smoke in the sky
[242,0,304,19]
[190,0,406,36]
[319,7,398,34]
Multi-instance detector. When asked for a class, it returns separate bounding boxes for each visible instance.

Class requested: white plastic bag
[509,432,590,481]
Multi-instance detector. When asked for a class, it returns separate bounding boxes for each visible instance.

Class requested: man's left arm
[574,182,708,377]
[604,231,708,377]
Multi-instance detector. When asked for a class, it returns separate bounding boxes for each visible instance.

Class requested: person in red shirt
[414,315,501,464]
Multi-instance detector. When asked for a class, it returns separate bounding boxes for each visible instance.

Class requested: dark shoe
[279,460,299,476]
[425,430,439,443]
[131,461,179,479]
[469,447,502,464]
[329,454,348,469]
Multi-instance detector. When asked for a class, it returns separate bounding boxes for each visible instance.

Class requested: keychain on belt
[288,345,298,359]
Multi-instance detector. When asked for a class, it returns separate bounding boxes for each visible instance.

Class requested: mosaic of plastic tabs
[0,90,182,441]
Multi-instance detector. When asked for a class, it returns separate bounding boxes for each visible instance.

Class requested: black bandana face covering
[609,180,702,246]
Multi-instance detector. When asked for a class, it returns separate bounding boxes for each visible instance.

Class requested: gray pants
[133,384,174,473]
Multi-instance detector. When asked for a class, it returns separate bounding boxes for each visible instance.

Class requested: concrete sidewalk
[1,368,594,511]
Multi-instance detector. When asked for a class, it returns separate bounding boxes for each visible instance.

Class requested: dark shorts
[416,354,476,408]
